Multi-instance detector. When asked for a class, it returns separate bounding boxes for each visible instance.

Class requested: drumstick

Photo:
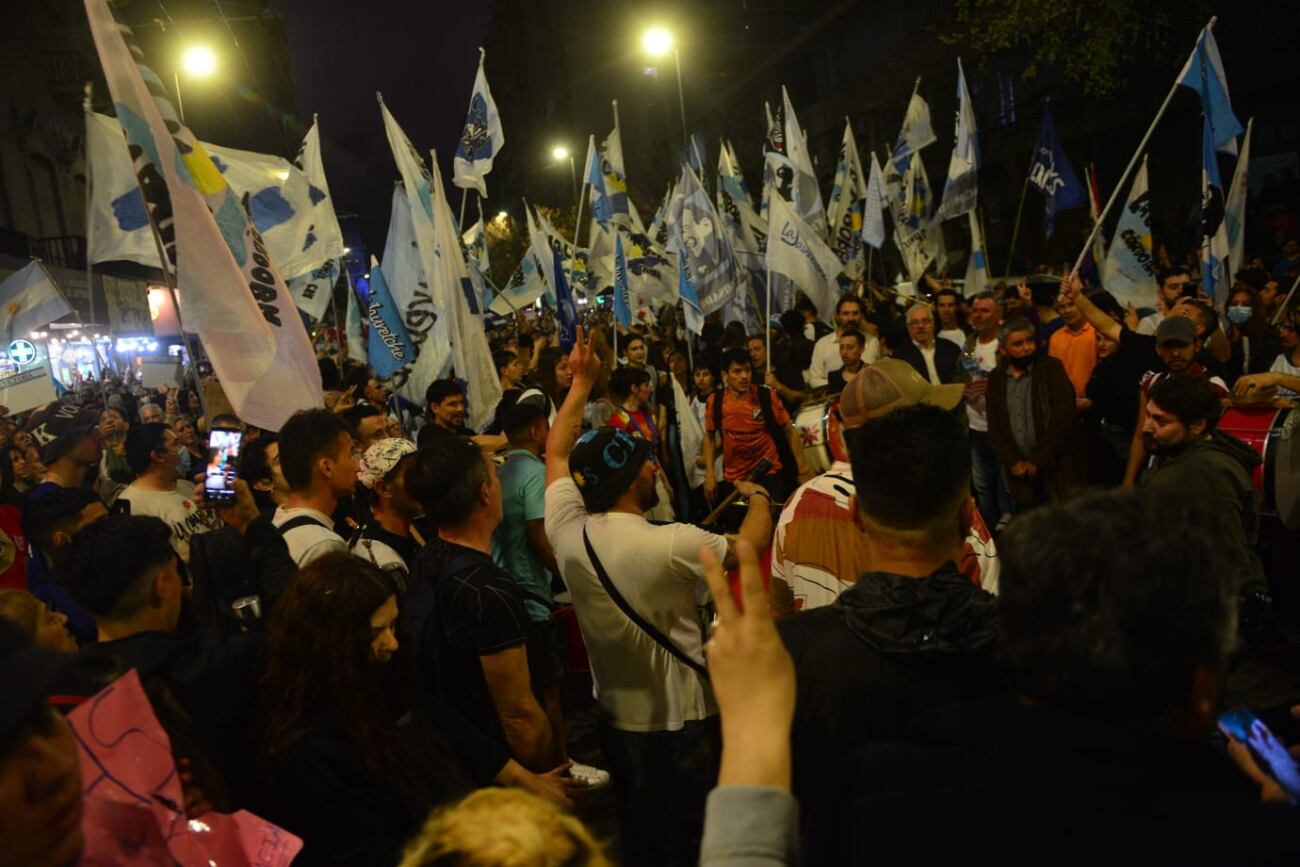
[701,457,775,527]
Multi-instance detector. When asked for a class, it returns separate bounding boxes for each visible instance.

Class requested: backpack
[710,385,798,489]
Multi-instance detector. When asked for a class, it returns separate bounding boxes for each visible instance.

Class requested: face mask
[1007,354,1034,370]
[1226,305,1252,326]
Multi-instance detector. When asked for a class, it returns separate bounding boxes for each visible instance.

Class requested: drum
[795,399,849,475]
[1218,405,1300,530]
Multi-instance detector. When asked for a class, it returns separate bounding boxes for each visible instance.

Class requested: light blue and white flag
[678,248,705,336]
[378,93,500,430]
[453,47,505,197]
[1177,24,1243,155]
[0,260,72,343]
[890,88,938,169]
[827,120,868,267]
[87,0,320,429]
[717,142,767,261]
[673,166,737,314]
[935,59,979,223]
[964,211,991,294]
[781,87,828,238]
[599,109,641,230]
[365,257,415,380]
[286,259,339,321]
[1200,117,1230,301]
[1225,118,1252,286]
[290,115,347,274]
[346,274,367,364]
[525,203,558,303]
[584,135,613,228]
[648,182,674,250]
[462,204,491,276]
[382,184,450,404]
[766,187,842,321]
[490,252,546,316]
[1102,156,1157,308]
[862,152,888,250]
[86,111,156,267]
[613,233,633,329]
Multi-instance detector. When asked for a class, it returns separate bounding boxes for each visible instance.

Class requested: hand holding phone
[204,427,244,506]
[1220,706,1300,804]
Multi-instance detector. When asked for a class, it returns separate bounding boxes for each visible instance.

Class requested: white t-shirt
[272,505,346,566]
[965,336,1000,433]
[1136,311,1163,336]
[544,477,726,732]
[117,480,222,562]
[1269,352,1300,398]
[806,330,882,389]
[939,328,967,347]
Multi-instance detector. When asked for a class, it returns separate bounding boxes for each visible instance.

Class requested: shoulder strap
[711,388,723,435]
[277,514,332,536]
[582,527,707,676]
[756,386,797,478]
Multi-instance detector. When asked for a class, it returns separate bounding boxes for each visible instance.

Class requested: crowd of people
[3,250,1300,866]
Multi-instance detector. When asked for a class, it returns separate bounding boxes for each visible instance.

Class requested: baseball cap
[568,427,655,512]
[1155,315,1197,346]
[839,357,966,429]
[357,438,417,489]
[23,401,100,464]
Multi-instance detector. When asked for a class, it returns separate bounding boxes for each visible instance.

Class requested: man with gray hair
[895,302,961,385]
[138,402,164,425]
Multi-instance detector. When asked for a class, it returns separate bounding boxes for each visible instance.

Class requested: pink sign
[68,669,302,866]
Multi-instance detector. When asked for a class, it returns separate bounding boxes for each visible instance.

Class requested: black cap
[568,428,654,512]
[1155,315,1197,346]
[23,401,99,464]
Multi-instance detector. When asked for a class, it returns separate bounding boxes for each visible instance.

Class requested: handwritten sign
[68,669,302,866]
[137,356,182,389]
[0,367,58,414]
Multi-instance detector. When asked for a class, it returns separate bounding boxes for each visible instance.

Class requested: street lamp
[552,145,577,200]
[641,26,688,148]
[174,45,217,123]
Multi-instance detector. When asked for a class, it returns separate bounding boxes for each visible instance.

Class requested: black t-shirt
[417,421,473,448]
[1088,327,1160,429]
[418,542,530,749]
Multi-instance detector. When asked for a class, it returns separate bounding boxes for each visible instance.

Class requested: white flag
[285,259,338,322]
[382,186,450,406]
[935,59,979,222]
[782,87,829,238]
[345,276,367,363]
[379,95,500,431]
[892,88,938,166]
[1225,118,1252,286]
[1102,156,1158,308]
[85,0,321,430]
[86,112,157,267]
[291,115,347,274]
[964,211,991,294]
[0,260,73,342]
[672,375,704,487]
[826,120,868,264]
[452,48,505,198]
[862,152,888,250]
[599,109,643,231]
[766,190,842,321]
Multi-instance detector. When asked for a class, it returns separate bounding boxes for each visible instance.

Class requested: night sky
[268,0,494,253]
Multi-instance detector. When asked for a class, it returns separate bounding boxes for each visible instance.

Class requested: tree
[943,0,1208,99]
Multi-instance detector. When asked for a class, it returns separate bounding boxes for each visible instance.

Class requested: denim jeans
[597,716,721,867]
[970,430,1012,530]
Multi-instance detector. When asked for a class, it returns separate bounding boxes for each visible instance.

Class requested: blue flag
[585,136,613,227]
[1200,117,1230,301]
[1028,105,1086,239]
[553,249,579,351]
[678,249,704,336]
[613,233,633,329]
[365,257,415,380]
[1177,25,1243,155]
[452,48,506,196]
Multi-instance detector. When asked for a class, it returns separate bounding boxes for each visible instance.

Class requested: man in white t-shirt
[961,291,1012,529]
[117,423,222,562]
[806,294,881,389]
[543,327,772,867]
[271,409,358,565]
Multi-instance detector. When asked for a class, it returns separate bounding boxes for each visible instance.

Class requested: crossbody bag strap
[581,527,707,676]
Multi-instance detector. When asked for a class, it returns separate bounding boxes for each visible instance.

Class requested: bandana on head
[357,438,417,489]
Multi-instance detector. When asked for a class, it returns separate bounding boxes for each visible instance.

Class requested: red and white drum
[1218,405,1300,530]
[795,399,849,475]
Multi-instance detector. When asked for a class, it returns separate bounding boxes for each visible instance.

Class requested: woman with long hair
[257,553,471,866]
[533,346,572,410]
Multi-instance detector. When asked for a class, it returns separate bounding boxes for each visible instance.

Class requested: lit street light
[552,144,577,200]
[174,44,217,123]
[640,26,688,149]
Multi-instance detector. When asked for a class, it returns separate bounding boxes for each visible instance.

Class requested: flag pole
[765,260,773,364]
[458,189,470,232]
[1070,16,1218,278]
[82,82,106,379]
[567,136,589,295]
[1272,271,1300,326]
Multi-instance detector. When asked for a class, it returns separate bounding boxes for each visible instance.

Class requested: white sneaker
[568,761,611,790]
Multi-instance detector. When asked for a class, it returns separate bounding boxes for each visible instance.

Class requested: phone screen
[1219,706,1262,743]
[205,427,243,504]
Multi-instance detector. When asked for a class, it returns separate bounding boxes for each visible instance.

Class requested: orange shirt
[1048,321,1097,398]
[705,386,791,481]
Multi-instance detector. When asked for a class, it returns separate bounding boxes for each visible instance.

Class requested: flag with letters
[766,189,842,321]
[826,121,868,267]
[85,0,321,429]
[364,257,414,380]
[1101,156,1157,308]
[453,48,505,197]
[382,184,450,405]
[1028,105,1086,239]
[613,233,633,329]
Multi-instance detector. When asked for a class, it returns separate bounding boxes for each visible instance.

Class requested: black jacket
[894,339,962,384]
[810,700,1299,865]
[777,564,999,835]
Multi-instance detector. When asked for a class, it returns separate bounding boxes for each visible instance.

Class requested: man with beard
[1139,374,1267,598]
[543,328,772,867]
[1124,315,1228,487]
[986,318,1083,511]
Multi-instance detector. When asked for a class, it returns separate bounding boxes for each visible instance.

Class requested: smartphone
[204,426,243,505]
[1219,706,1261,743]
